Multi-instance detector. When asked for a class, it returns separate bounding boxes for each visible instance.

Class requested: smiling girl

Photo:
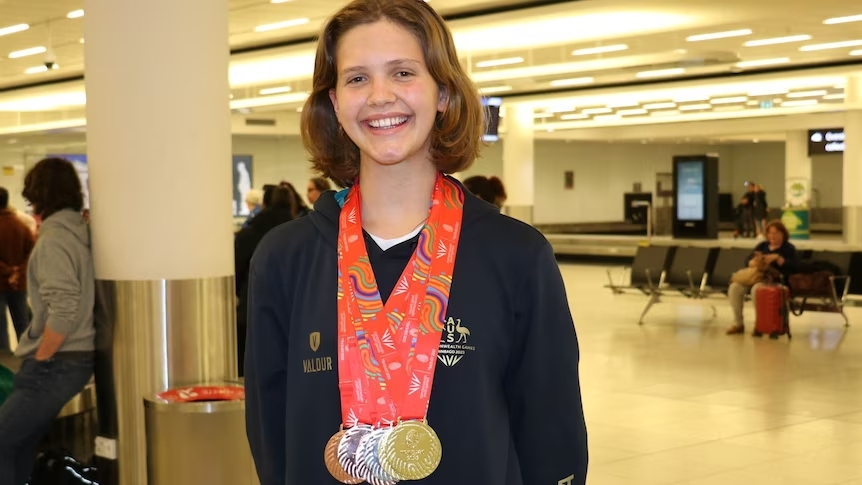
[244,1,588,484]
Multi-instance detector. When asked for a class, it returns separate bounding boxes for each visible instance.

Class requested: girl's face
[329,20,448,171]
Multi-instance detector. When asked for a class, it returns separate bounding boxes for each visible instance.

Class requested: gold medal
[324,430,364,484]
[378,420,442,481]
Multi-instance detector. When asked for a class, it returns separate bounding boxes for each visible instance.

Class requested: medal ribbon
[337,173,463,427]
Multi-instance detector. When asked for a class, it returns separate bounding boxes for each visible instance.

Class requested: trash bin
[144,384,258,485]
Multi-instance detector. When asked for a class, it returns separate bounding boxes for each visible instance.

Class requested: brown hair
[765,220,789,242]
[301,0,484,187]
[22,158,84,219]
[310,176,332,192]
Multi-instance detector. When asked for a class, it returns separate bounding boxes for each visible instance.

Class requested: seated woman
[727,220,798,335]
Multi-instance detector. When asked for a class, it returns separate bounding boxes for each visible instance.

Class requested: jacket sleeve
[506,241,588,485]
[36,239,82,336]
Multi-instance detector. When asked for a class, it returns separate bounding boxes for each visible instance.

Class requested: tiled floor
[563,262,862,485]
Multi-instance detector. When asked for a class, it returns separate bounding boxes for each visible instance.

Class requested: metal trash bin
[144,384,258,485]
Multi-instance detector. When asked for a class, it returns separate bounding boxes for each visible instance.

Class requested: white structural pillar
[84,0,237,484]
[502,102,535,224]
[845,75,862,246]
[784,130,812,207]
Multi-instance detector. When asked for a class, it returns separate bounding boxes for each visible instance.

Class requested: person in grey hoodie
[0,158,95,485]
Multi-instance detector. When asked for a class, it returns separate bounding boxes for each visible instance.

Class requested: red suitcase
[754,285,791,339]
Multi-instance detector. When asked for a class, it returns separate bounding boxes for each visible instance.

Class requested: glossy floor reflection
[563,262,862,485]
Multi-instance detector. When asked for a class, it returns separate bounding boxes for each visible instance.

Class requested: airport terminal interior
[2,0,862,483]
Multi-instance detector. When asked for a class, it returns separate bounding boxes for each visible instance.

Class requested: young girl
[244,1,588,484]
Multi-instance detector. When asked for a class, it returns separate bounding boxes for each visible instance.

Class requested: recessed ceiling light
[478,85,513,94]
[25,65,48,74]
[786,90,828,98]
[549,77,594,87]
[476,57,524,68]
[594,115,622,122]
[560,113,589,120]
[744,35,811,47]
[650,110,681,117]
[679,103,712,111]
[259,86,292,95]
[582,107,613,115]
[572,44,628,56]
[643,102,677,110]
[0,24,29,37]
[636,68,685,78]
[800,40,862,51]
[617,108,648,116]
[9,46,46,59]
[781,99,819,107]
[254,18,310,33]
[711,96,748,104]
[271,0,293,3]
[824,14,862,25]
[736,57,790,68]
[686,29,752,42]
[67,10,84,19]
[852,49,862,56]
[823,93,845,100]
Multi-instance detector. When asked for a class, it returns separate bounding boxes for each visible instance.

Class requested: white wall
[811,154,843,208]
[232,135,319,198]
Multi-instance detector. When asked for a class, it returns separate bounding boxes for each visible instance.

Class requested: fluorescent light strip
[607,100,639,108]
[594,115,622,122]
[271,0,293,3]
[560,114,589,120]
[714,105,746,112]
[259,86,292,95]
[786,90,828,98]
[687,29,752,42]
[852,49,862,56]
[736,57,790,68]
[800,40,862,51]
[823,93,845,100]
[744,35,811,47]
[478,85,512,94]
[711,96,748,104]
[533,113,554,118]
[549,77,594,87]
[635,68,685,78]
[0,24,29,37]
[617,108,648,116]
[476,57,524,68]
[254,18,310,32]
[9,46,46,59]
[25,66,48,74]
[824,14,862,25]
[679,103,712,111]
[781,99,818,107]
[748,88,788,96]
[545,106,577,113]
[643,102,677,109]
[674,94,710,103]
[67,9,84,19]
[572,44,628,56]
[230,92,309,109]
[651,110,681,117]
[582,107,612,115]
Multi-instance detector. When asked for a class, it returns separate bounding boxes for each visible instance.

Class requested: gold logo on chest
[303,331,332,373]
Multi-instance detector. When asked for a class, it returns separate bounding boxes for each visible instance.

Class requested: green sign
[781,209,810,240]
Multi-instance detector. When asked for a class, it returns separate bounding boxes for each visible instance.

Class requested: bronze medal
[325,430,363,484]
[378,421,442,481]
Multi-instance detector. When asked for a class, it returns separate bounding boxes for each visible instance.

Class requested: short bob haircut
[22,158,84,220]
[765,220,790,243]
[301,0,484,187]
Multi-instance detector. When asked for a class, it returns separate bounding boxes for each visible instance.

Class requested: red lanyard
[337,173,463,427]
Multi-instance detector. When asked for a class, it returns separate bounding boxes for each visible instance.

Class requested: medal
[325,430,364,484]
[329,174,464,482]
[378,420,442,481]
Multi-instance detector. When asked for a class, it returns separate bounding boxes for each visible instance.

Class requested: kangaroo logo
[309,332,321,352]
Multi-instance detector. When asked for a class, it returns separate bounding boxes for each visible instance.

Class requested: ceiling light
[744,35,811,47]
[636,68,685,78]
[643,102,677,110]
[800,40,862,51]
[607,100,639,108]
[714,105,746,112]
[852,49,862,56]
[259,86,292,95]
[748,88,788,96]
[679,103,712,111]
[686,29,752,42]
[572,44,628,56]
[549,77,594,87]
[786,90,828,98]
[478,85,513,94]
[25,66,48,74]
[736,57,790,68]
[582,107,613,115]
[533,113,554,118]
[254,18,310,33]
[67,10,84,19]
[673,94,710,103]
[545,106,576,113]
[651,110,681,117]
[617,108,648,116]
[9,46,46,59]
[0,24,29,37]
[824,14,862,25]
[476,57,524,68]
[0,92,86,111]
[781,99,818,107]
[594,115,622,122]
[711,96,748,104]
[823,93,845,100]
[560,113,589,120]
[747,100,760,106]
[271,0,293,3]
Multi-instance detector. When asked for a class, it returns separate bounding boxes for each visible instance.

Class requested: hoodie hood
[39,209,90,248]
[309,176,500,246]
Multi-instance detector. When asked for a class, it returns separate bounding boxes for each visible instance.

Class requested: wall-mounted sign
[808,128,844,156]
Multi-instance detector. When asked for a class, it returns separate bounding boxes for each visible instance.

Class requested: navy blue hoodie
[245,179,588,485]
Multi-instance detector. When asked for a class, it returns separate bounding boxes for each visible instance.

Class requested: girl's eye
[395,71,412,78]
[347,76,365,84]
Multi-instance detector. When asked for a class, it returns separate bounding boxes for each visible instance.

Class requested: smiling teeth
[368,117,408,129]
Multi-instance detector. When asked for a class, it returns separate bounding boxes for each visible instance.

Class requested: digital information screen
[677,160,704,221]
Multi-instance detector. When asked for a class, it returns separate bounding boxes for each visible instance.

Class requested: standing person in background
[0,158,95,485]
[307,177,332,206]
[280,181,312,218]
[9,205,37,237]
[0,187,35,353]
[462,175,499,209]
[488,175,507,209]
[242,189,263,228]
[244,1,588,484]
[754,183,769,238]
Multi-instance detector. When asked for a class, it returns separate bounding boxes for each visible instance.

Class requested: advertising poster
[676,161,704,221]
[233,155,254,216]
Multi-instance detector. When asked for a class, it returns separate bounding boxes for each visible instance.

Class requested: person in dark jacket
[234,186,295,376]
[0,187,35,352]
[726,220,798,335]
[753,183,769,237]
[244,1,588,485]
